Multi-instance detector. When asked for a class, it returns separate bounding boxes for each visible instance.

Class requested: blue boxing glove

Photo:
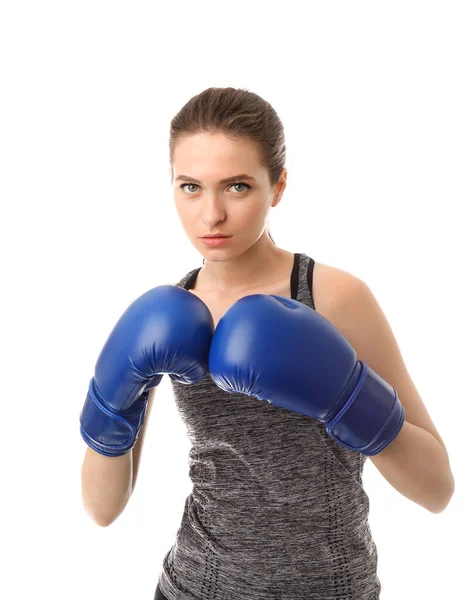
[80,285,214,457]
[209,294,405,456]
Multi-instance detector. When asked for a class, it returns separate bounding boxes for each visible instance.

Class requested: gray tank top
[157,252,381,600]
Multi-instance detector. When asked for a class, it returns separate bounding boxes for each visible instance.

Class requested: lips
[200,235,232,246]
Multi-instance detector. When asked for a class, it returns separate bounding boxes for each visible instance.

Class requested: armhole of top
[307,257,316,310]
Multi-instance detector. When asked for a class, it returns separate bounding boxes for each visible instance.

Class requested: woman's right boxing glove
[79,285,214,457]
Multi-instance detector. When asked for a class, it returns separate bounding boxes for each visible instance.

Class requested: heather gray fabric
[157,252,381,599]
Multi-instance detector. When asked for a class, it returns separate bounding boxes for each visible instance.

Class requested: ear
[272,168,288,207]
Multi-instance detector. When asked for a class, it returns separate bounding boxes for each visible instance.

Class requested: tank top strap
[175,266,201,290]
[294,252,316,310]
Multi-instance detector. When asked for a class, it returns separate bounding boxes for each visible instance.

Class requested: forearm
[81,446,133,526]
[370,420,455,513]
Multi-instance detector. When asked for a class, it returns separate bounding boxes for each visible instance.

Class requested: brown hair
[169,87,287,247]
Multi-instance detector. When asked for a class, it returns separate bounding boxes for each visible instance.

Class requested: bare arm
[131,387,156,491]
[80,387,156,526]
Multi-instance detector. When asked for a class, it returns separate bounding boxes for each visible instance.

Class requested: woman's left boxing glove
[80,285,213,457]
[209,294,405,456]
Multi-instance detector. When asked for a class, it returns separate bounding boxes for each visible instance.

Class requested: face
[171,132,286,262]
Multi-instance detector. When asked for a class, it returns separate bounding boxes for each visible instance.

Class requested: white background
[1,1,466,598]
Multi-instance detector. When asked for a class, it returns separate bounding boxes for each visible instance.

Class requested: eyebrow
[175,174,256,185]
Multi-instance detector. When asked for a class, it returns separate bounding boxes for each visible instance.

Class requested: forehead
[173,132,262,169]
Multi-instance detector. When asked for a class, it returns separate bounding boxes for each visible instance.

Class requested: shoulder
[311,261,364,316]
[312,261,383,351]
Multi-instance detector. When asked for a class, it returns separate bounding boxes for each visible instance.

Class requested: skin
[171,131,293,297]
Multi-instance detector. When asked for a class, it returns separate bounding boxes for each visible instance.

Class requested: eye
[179,183,199,194]
[230,182,251,193]
[179,182,252,195]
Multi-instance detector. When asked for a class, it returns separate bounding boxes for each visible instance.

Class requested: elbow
[82,501,125,527]
[85,508,118,527]
[427,473,456,514]
[96,518,114,528]
[92,512,116,528]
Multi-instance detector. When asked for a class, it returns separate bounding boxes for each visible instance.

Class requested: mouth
[199,235,232,246]
[199,234,232,239]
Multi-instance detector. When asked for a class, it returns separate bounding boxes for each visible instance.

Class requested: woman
[81,87,455,600]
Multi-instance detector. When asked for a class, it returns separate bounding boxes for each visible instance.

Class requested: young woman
[81,87,455,600]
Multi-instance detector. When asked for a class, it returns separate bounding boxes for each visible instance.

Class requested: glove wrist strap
[326,362,405,456]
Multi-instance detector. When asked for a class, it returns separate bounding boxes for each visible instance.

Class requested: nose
[201,193,227,228]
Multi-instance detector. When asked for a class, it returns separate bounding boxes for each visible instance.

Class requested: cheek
[174,199,196,227]
[235,200,268,225]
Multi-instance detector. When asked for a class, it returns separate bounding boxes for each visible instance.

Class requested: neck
[197,233,288,294]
